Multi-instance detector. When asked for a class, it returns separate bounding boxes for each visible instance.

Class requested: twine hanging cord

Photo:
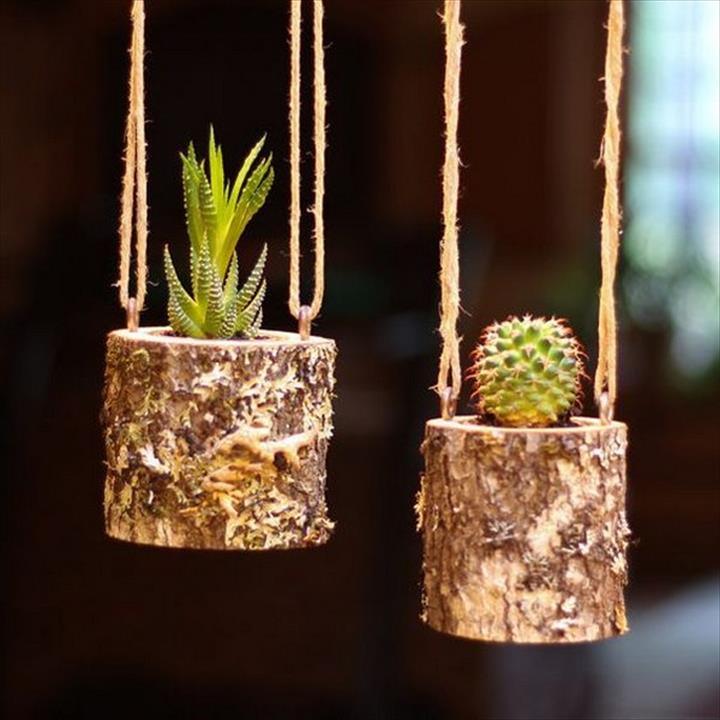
[288,0,326,337]
[594,0,624,422]
[436,0,464,419]
[118,0,148,330]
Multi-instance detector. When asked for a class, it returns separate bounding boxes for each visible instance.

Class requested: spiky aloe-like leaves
[164,243,267,339]
[165,128,273,339]
[469,315,585,428]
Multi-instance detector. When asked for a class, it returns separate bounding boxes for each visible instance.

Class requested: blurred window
[625,0,720,382]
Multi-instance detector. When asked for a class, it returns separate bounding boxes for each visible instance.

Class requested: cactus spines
[469,315,585,428]
[164,127,273,339]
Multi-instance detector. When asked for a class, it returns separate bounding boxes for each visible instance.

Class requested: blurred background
[1,0,718,718]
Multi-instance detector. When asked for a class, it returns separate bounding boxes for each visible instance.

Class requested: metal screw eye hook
[298,305,312,341]
[126,297,139,332]
[599,391,613,424]
[440,387,457,421]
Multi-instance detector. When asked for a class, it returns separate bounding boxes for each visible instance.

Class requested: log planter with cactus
[417,316,629,643]
[103,129,336,550]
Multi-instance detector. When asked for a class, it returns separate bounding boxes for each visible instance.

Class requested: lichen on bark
[102,328,336,550]
[417,416,629,643]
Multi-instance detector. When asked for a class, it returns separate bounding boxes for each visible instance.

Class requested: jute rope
[437,0,464,418]
[288,0,326,328]
[288,0,302,319]
[118,0,148,327]
[594,0,624,421]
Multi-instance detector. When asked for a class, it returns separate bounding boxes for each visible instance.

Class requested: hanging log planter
[417,417,629,643]
[103,328,336,550]
[104,1,336,551]
[417,0,630,643]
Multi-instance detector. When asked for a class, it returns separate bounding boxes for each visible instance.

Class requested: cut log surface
[102,328,336,550]
[417,416,629,643]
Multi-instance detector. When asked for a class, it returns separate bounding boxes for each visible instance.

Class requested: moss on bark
[102,327,336,550]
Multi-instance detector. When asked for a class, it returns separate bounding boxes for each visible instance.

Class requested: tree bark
[417,416,629,643]
[102,327,336,550]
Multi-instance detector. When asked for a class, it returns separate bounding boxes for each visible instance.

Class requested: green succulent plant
[469,315,585,428]
[164,127,273,339]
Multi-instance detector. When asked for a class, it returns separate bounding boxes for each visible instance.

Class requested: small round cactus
[469,315,585,428]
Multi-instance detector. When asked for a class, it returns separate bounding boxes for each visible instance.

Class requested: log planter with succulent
[417,316,629,643]
[103,130,336,551]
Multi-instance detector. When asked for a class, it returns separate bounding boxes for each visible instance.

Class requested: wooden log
[102,327,336,550]
[417,416,629,643]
